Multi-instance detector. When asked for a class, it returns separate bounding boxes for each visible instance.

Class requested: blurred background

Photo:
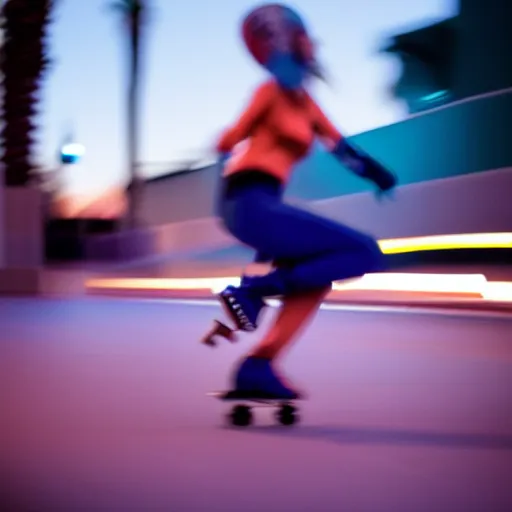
[40,0,451,192]
[1,4,512,511]
[1,0,511,275]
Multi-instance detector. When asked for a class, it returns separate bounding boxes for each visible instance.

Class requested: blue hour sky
[39,0,457,194]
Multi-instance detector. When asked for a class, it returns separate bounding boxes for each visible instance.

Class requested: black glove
[332,139,397,192]
[361,156,397,192]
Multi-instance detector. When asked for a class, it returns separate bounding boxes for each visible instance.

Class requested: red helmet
[241,4,316,69]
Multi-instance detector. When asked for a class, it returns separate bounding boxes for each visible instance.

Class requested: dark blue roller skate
[218,281,266,332]
[233,356,301,400]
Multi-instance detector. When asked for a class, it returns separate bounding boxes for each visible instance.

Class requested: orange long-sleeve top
[216,79,342,185]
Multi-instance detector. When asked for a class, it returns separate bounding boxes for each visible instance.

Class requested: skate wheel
[202,335,216,347]
[215,321,237,341]
[276,404,298,426]
[228,404,253,427]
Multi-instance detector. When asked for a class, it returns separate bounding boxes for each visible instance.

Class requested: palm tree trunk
[126,16,140,229]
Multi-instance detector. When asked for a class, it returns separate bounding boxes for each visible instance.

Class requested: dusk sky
[40,0,457,194]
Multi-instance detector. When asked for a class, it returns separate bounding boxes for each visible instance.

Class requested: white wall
[310,167,512,240]
[2,188,44,267]
[90,167,512,260]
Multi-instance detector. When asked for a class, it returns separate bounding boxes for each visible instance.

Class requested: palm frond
[0,0,55,186]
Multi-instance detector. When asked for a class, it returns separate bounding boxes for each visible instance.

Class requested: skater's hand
[373,166,397,203]
[375,187,396,202]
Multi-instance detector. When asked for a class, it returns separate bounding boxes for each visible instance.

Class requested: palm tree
[0,0,54,186]
[111,0,147,228]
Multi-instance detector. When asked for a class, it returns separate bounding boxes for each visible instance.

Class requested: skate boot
[232,356,301,400]
[218,284,266,332]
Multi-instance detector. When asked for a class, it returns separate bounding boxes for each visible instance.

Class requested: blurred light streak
[86,273,500,299]
[379,232,512,254]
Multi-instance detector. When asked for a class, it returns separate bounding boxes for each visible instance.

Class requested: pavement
[0,295,511,511]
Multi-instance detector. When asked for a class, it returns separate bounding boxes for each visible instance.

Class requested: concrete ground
[1,296,511,511]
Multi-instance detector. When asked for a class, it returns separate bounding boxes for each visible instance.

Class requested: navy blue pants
[218,171,385,296]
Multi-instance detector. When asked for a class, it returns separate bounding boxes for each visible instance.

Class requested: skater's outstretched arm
[311,100,397,193]
[216,82,275,153]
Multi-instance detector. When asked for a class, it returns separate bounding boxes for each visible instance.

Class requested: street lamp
[46,138,86,199]
[60,142,86,164]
